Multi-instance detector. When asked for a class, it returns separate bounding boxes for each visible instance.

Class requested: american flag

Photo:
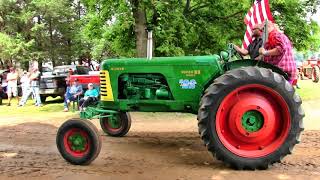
[242,0,274,49]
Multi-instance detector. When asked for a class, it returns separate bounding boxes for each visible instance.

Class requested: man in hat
[63,78,83,112]
[233,24,264,60]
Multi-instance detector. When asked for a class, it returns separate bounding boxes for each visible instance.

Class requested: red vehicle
[300,58,320,83]
[69,71,100,91]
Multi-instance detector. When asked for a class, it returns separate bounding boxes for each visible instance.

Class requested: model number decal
[179,79,197,89]
[181,70,201,77]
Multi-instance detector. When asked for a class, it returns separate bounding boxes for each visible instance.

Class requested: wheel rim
[103,115,123,133]
[63,128,90,158]
[216,84,291,158]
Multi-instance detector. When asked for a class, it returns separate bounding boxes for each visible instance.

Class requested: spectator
[20,70,30,97]
[259,21,297,83]
[79,83,99,111]
[6,67,19,106]
[19,67,42,107]
[63,79,83,112]
[233,24,264,60]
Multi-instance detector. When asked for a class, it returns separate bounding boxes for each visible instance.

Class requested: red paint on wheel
[103,118,123,133]
[216,84,291,158]
[63,128,90,158]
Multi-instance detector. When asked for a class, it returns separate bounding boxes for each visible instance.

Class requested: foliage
[0,0,319,67]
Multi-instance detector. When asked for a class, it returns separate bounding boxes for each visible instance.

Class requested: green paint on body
[100,55,223,114]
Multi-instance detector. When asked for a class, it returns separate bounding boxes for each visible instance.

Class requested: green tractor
[56,45,304,170]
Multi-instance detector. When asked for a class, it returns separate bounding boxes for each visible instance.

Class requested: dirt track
[0,110,320,180]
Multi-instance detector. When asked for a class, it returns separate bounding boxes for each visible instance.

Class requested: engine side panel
[99,56,222,113]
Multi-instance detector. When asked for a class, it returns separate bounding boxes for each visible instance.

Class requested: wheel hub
[108,117,121,129]
[241,110,264,132]
[69,133,87,151]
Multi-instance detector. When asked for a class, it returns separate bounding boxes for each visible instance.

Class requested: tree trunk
[130,0,148,58]
[184,0,191,15]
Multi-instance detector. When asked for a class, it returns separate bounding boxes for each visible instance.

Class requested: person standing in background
[19,67,42,107]
[6,67,19,106]
[20,70,31,98]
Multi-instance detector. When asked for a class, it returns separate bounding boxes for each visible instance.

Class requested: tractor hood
[101,55,221,71]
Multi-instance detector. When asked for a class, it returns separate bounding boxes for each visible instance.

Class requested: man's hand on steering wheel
[229,43,244,60]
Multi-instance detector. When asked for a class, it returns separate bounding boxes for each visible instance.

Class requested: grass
[296,79,320,101]
[0,80,319,117]
[0,97,77,118]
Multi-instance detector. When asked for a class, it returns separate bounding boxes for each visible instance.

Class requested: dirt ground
[0,102,320,180]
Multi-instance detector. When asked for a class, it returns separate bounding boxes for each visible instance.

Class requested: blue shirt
[68,85,83,95]
[84,89,99,97]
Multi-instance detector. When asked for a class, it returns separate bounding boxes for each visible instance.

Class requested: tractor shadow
[101,131,227,169]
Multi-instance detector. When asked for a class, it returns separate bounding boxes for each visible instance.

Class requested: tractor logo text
[179,79,197,89]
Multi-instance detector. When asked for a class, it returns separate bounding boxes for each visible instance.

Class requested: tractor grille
[99,70,114,101]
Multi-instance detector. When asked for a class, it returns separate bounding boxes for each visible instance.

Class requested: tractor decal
[179,79,197,89]
[100,70,114,101]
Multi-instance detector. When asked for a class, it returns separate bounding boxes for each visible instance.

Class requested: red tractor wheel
[198,67,304,170]
[56,119,102,165]
[100,112,131,137]
[312,66,320,83]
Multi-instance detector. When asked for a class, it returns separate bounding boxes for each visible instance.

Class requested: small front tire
[56,119,102,165]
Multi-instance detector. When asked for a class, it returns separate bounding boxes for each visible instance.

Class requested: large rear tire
[56,119,102,165]
[312,66,320,83]
[198,67,304,170]
[100,112,131,137]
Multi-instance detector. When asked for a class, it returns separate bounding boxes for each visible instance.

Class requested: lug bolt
[236,145,240,149]
[257,106,261,110]
[259,146,264,150]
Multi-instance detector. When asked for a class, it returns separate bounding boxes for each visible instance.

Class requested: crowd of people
[1,67,99,111]
[1,66,42,107]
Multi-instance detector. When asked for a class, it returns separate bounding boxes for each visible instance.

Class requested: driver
[233,24,263,60]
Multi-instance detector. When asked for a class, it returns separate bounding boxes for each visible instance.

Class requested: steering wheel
[228,43,244,60]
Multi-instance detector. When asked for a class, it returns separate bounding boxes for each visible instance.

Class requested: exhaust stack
[147,27,153,60]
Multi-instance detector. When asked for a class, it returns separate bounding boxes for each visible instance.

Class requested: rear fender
[201,59,289,99]
[224,59,289,80]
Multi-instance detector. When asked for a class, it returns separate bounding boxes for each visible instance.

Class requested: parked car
[39,65,90,102]
[41,66,53,76]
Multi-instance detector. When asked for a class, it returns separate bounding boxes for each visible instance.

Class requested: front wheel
[198,67,304,169]
[56,119,102,165]
[100,112,131,137]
